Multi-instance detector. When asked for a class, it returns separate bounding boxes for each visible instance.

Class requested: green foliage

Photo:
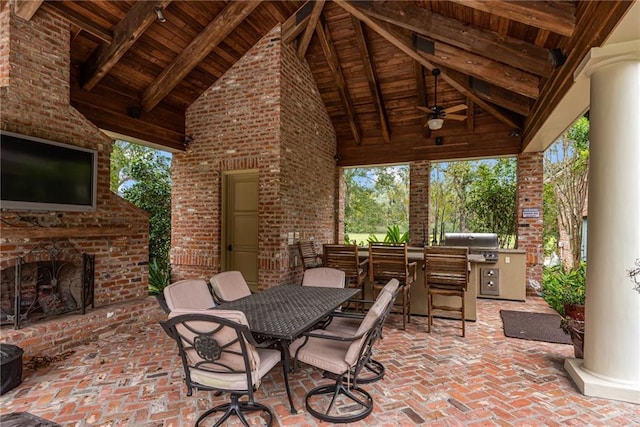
[383,224,409,243]
[430,158,517,247]
[541,263,586,315]
[148,258,171,296]
[110,141,172,272]
[344,166,409,235]
[544,116,590,268]
[466,159,517,247]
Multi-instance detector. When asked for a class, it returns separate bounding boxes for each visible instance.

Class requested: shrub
[541,262,586,315]
[148,258,171,296]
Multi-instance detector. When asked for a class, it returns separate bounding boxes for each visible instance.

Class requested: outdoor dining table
[216,284,360,413]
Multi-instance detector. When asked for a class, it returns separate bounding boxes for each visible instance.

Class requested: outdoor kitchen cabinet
[361,247,526,323]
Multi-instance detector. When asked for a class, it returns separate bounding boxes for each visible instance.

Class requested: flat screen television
[1,130,98,212]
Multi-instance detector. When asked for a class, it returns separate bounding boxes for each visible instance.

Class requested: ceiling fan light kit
[427,117,444,130]
[418,68,468,130]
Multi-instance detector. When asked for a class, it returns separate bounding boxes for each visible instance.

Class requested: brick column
[516,152,544,294]
[409,160,430,247]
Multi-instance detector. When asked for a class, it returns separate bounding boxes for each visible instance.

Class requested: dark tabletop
[217,285,359,340]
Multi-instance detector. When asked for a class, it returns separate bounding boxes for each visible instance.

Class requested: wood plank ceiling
[11,0,634,166]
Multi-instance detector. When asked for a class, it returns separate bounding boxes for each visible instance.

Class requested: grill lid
[444,233,498,248]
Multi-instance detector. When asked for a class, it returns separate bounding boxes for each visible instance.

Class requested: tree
[466,158,517,247]
[544,116,589,269]
[110,141,172,268]
[344,165,409,236]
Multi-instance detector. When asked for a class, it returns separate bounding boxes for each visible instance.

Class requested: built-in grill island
[440,232,526,303]
[444,233,501,296]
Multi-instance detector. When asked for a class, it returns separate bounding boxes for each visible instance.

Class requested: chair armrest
[408,261,418,281]
[358,258,369,268]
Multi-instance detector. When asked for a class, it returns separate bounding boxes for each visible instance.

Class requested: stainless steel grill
[443,233,499,263]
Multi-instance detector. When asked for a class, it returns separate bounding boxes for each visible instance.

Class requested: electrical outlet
[505,256,511,264]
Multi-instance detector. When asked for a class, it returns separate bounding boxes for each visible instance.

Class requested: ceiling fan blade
[445,114,467,121]
[443,104,468,114]
[416,106,431,113]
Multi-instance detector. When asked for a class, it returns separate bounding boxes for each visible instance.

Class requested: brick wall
[0,6,149,307]
[173,25,336,288]
[409,160,431,247]
[517,152,544,294]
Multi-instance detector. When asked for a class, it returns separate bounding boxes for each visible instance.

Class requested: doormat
[0,412,61,427]
[500,310,572,345]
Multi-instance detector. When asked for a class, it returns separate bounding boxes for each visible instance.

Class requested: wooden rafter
[469,76,532,116]
[351,17,390,143]
[315,17,361,145]
[354,1,552,78]
[142,1,261,112]
[83,0,173,91]
[448,0,575,37]
[334,0,520,130]
[282,1,312,43]
[522,0,631,148]
[297,0,324,60]
[466,98,475,133]
[414,62,430,137]
[14,0,42,20]
[412,33,539,99]
[41,2,113,43]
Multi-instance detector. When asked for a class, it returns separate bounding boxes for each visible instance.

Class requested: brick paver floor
[1,297,638,426]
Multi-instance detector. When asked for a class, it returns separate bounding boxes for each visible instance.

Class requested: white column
[565,41,640,404]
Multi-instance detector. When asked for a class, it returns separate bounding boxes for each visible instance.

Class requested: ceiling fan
[417,68,468,130]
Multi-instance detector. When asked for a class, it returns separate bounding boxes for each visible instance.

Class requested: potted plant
[542,262,586,357]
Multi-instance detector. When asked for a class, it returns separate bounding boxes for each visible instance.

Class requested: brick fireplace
[0,4,158,359]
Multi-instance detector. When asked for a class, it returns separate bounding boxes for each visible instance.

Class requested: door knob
[227,244,233,251]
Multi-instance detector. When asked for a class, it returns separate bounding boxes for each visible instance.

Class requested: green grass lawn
[344,233,385,246]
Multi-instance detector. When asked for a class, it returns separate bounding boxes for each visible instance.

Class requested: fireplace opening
[0,240,94,329]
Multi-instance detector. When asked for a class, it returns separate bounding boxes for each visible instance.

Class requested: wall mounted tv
[1,131,98,212]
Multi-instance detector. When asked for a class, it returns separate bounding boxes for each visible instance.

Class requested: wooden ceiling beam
[522,1,632,149]
[448,0,576,37]
[142,1,261,112]
[337,130,521,166]
[354,1,552,78]
[414,62,430,137]
[351,17,390,143]
[297,0,324,60]
[334,0,520,130]
[282,1,312,43]
[82,0,173,91]
[469,76,532,116]
[14,0,42,20]
[315,17,361,145]
[41,2,113,43]
[412,33,539,99]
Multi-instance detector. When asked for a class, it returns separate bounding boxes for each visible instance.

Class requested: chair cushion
[345,291,391,365]
[302,267,346,288]
[210,271,252,302]
[168,309,270,389]
[163,279,215,311]
[190,347,280,390]
[290,335,352,375]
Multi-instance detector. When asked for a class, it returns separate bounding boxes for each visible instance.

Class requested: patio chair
[209,271,252,303]
[290,281,396,423]
[297,240,322,271]
[320,278,400,384]
[163,279,216,312]
[301,267,346,288]
[322,244,368,297]
[424,246,469,337]
[160,309,280,426]
[369,242,417,329]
